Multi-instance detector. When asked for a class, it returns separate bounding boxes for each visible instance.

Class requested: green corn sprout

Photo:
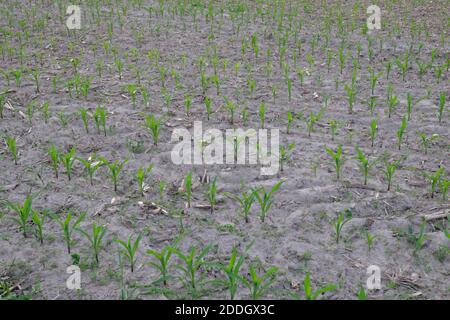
[305,111,322,137]
[259,102,265,129]
[355,147,378,185]
[144,114,162,146]
[395,53,409,81]
[6,135,17,165]
[147,244,176,286]
[116,234,142,272]
[205,177,217,214]
[6,196,33,238]
[77,154,103,186]
[325,145,344,180]
[136,164,154,196]
[439,179,449,201]
[365,231,376,252]
[287,78,292,101]
[0,94,5,118]
[344,84,356,114]
[32,209,47,244]
[224,97,237,124]
[279,143,295,172]
[79,107,90,134]
[48,144,60,178]
[438,92,445,123]
[127,84,138,109]
[333,209,352,243]
[184,94,192,115]
[406,92,413,120]
[368,96,377,115]
[218,247,247,300]
[175,245,211,296]
[327,119,339,141]
[287,111,294,134]
[59,146,76,181]
[422,167,445,198]
[184,171,193,208]
[370,119,377,147]
[100,157,128,192]
[26,101,35,125]
[204,96,212,120]
[224,190,255,223]
[357,286,367,300]
[242,264,278,300]
[52,211,86,254]
[40,102,50,123]
[387,93,398,118]
[252,181,284,222]
[383,158,401,191]
[418,132,439,154]
[396,116,407,150]
[93,105,107,136]
[385,60,392,79]
[79,222,107,265]
[302,272,336,300]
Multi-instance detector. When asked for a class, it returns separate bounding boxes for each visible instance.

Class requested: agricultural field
[0,0,449,301]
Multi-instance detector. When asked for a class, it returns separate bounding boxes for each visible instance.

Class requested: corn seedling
[52,211,86,254]
[100,157,128,192]
[6,196,33,238]
[136,164,153,196]
[305,111,322,137]
[383,158,401,191]
[205,177,217,214]
[418,132,439,155]
[204,96,212,120]
[439,179,449,201]
[60,146,76,181]
[325,145,344,180]
[5,135,17,165]
[344,84,356,114]
[224,190,255,223]
[279,143,295,172]
[422,167,445,198]
[396,116,408,150]
[184,171,193,208]
[93,105,107,136]
[77,154,103,186]
[175,245,211,296]
[116,234,142,272]
[40,102,50,123]
[79,107,89,134]
[218,247,247,300]
[0,94,5,118]
[48,144,60,179]
[259,102,265,129]
[286,111,294,134]
[370,119,377,147]
[32,209,47,244]
[301,272,336,300]
[365,231,376,252]
[387,93,398,118]
[333,209,352,244]
[242,264,278,300]
[395,53,409,81]
[79,222,107,266]
[355,147,378,185]
[438,92,445,123]
[224,97,237,124]
[406,92,413,120]
[147,244,176,286]
[252,181,283,222]
[144,114,162,146]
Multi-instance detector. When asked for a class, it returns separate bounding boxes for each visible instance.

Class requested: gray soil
[0,0,449,300]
